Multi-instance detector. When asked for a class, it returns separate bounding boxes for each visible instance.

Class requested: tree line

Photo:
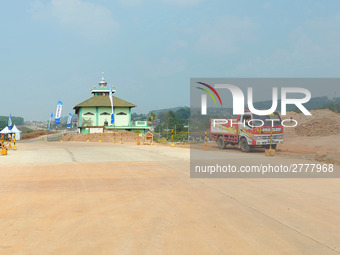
[0,116,24,130]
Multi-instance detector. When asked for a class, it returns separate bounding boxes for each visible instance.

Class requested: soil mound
[282,109,340,136]
[62,131,139,143]
[295,117,340,136]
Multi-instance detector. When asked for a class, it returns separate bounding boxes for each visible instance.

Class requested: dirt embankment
[62,131,140,143]
[282,109,340,136]
[278,109,340,162]
[22,131,59,140]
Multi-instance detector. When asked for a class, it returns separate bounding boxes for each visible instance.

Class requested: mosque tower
[91,72,116,96]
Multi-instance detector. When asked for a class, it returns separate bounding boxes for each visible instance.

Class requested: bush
[156,138,167,144]
[173,133,188,142]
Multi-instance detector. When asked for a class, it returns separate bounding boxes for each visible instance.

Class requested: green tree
[175,107,190,120]
[0,116,24,129]
[147,112,157,126]
[156,110,186,140]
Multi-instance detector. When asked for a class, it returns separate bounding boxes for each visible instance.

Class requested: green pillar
[113,106,115,128]
[96,107,99,126]
[79,108,82,126]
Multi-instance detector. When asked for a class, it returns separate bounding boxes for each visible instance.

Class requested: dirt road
[0,141,339,254]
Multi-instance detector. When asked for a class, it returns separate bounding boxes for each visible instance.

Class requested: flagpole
[109,85,114,128]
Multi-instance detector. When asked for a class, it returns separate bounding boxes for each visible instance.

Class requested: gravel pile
[282,109,340,136]
[295,118,340,136]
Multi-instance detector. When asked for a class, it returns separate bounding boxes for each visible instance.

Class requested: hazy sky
[1,0,339,120]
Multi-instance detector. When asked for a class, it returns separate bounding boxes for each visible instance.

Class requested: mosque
[74,74,150,134]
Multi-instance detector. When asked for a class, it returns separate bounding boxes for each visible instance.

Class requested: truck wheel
[240,138,251,152]
[217,137,225,150]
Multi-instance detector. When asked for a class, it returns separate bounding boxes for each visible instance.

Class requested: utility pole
[166,123,168,139]
[187,122,189,143]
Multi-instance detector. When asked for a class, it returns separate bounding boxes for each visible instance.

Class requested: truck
[210,111,284,152]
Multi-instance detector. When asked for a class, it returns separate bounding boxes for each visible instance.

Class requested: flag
[109,85,114,124]
[55,100,63,124]
[67,113,72,128]
[48,113,53,131]
[8,114,13,130]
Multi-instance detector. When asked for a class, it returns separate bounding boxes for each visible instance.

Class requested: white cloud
[135,56,187,79]
[231,14,340,76]
[30,0,119,41]
[118,0,144,6]
[195,15,259,56]
[159,0,204,6]
[169,39,188,52]
[117,0,204,6]
[303,14,340,55]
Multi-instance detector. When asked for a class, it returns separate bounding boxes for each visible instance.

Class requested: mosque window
[82,118,92,126]
[116,112,127,115]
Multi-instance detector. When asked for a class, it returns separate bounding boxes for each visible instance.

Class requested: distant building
[74,74,150,134]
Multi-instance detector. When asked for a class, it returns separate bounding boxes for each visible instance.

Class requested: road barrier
[203,130,209,150]
[8,135,12,149]
[13,134,17,150]
[0,138,7,155]
[0,134,19,155]
[1,146,7,155]
[170,129,175,147]
[136,131,140,145]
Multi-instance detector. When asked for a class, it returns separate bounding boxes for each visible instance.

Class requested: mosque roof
[74,95,136,109]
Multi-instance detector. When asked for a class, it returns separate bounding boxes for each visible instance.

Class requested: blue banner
[48,113,53,131]
[8,114,12,130]
[111,113,114,124]
[67,113,72,128]
[109,85,114,125]
[55,100,63,125]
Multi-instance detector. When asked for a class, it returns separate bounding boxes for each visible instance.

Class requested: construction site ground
[196,109,340,164]
[0,138,339,255]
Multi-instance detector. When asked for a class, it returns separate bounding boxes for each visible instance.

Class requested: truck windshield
[252,113,281,127]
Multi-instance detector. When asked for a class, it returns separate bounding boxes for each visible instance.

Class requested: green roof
[74,95,136,109]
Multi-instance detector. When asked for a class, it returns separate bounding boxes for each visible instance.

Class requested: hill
[252,96,340,113]
[0,116,24,130]
[148,106,188,115]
